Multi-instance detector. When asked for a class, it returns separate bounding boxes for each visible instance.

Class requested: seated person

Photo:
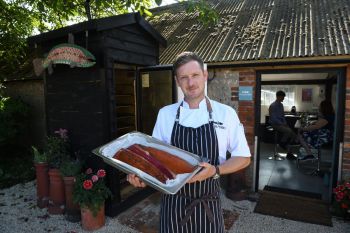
[269,91,298,159]
[298,100,335,160]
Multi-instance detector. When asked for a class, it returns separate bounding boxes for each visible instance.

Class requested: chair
[297,146,322,175]
[296,130,332,176]
[266,126,285,161]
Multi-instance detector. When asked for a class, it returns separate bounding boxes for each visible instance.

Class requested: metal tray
[92,131,206,195]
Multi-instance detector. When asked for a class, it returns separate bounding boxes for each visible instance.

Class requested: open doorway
[256,69,345,202]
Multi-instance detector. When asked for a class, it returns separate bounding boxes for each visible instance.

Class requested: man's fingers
[127,174,146,188]
[188,164,215,183]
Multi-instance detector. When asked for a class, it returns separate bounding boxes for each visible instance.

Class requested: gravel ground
[0,181,349,233]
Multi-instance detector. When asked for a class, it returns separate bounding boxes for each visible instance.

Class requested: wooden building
[147,0,350,202]
[27,12,170,215]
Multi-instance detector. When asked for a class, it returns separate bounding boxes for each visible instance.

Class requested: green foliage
[60,159,82,177]
[0,0,217,80]
[32,146,47,163]
[0,93,29,146]
[46,132,70,169]
[0,145,35,189]
[186,0,219,27]
[73,168,111,216]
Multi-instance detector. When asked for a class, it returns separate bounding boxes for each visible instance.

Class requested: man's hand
[187,162,216,183]
[127,174,146,188]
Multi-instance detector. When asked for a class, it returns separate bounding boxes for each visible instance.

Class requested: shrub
[0,95,29,146]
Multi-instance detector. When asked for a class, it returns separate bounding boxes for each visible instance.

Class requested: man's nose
[188,77,195,86]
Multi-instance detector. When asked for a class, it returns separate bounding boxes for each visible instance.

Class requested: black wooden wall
[102,24,160,142]
[31,15,166,216]
[39,22,162,169]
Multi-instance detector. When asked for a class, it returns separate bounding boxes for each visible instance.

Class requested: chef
[128,51,251,233]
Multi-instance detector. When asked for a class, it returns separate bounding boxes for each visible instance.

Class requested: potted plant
[46,128,71,215]
[73,168,111,231]
[32,146,49,208]
[60,158,82,222]
[333,179,350,219]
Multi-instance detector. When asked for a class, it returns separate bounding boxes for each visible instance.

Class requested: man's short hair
[276,90,286,97]
[173,51,204,75]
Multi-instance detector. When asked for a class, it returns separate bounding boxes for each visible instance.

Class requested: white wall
[260,84,326,123]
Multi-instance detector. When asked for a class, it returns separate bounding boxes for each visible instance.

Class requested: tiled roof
[149,0,350,64]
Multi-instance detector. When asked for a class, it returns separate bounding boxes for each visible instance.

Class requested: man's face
[277,95,285,102]
[175,60,208,102]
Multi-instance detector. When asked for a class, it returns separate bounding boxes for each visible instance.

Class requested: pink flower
[92,175,99,182]
[97,169,106,178]
[54,128,68,140]
[83,180,93,190]
[337,192,344,200]
[86,168,93,174]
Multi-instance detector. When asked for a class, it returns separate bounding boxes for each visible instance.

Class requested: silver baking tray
[92,131,206,195]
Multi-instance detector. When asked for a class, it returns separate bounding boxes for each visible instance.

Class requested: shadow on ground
[118,192,240,233]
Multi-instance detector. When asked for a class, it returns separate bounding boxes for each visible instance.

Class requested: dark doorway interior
[138,69,174,135]
[256,69,344,202]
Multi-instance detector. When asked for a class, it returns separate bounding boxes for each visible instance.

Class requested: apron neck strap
[175,97,213,122]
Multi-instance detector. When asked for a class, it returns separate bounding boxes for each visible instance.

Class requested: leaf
[144,9,152,17]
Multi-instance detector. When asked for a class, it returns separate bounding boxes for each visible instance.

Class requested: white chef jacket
[152,97,251,164]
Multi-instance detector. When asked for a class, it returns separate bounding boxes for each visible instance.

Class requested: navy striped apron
[160,98,224,233]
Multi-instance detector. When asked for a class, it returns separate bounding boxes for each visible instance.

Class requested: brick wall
[343,64,350,180]
[237,71,256,149]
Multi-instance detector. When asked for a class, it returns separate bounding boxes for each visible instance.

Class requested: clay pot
[81,204,105,231]
[48,168,65,214]
[63,176,80,222]
[34,162,49,208]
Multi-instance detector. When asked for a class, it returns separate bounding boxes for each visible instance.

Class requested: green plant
[73,168,111,216]
[333,180,350,218]
[46,128,71,168]
[32,146,47,163]
[60,159,81,177]
[0,92,29,146]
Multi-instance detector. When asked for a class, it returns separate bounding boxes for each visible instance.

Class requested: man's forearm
[218,156,251,175]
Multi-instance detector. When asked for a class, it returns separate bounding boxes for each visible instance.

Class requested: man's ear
[204,70,208,81]
[175,76,180,86]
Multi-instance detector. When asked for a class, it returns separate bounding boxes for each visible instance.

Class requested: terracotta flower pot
[48,168,65,214]
[63,176,80,222]
[81,204,105,231]
[34,162,49,208]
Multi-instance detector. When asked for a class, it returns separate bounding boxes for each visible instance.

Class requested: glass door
[137,68,175,135]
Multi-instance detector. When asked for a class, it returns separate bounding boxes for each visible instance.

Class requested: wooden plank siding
[45,65,107,165]
[102,25,159,66]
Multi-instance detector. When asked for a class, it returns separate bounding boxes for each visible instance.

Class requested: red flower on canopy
[97,169,106,178]
[83,180,93,190]
[341,203,348,209]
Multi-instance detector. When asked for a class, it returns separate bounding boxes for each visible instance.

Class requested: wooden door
[115,69,136,137]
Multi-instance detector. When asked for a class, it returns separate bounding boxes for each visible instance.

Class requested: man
[269,90,298,158]
[128,52,251,233]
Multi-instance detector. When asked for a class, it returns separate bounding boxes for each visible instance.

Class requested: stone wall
[207,68,255,189]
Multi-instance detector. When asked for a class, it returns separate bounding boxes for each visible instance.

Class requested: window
[261,86,295,107]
